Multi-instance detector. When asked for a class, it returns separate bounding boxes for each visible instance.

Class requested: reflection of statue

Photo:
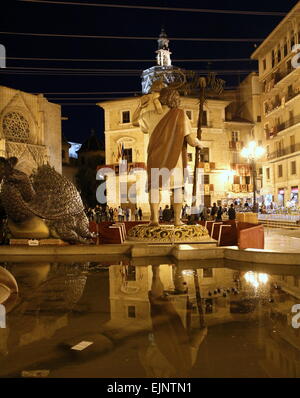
[0,157,92,243]
[2,263,88,356]
[133,88,202,226]
[0,266,18,313]
[139,265,207,378]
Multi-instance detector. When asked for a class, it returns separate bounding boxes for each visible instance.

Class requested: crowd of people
[86,200,258,224]
[86,205,143,223]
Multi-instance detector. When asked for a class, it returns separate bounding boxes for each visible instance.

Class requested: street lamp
[241,141,265,212]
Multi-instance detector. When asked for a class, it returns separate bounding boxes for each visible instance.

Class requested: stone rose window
[2,112,30,143]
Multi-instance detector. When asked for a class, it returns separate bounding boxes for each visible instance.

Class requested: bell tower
[156,28,172,67]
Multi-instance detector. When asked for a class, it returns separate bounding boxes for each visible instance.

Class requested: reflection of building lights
[244,271,269,288]
[182,270,194,276]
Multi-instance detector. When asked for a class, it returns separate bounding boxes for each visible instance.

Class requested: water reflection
[0,259,299,378]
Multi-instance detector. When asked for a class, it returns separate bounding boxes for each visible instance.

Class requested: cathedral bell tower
[141,28,180,94]
[156,28,172,67]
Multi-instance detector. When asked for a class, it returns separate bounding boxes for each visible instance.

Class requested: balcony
[97,162,147,175]
[230,184,253,193]
[230,163,251,176]
[277,114,300,134]
[199,162,215,172]
[267,143,300,160]
[264,66,296,94]
[265,126,278,140]
[286,90,299,102]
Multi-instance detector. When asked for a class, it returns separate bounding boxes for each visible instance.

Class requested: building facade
[251,1,300,207]
[0,85,62,174]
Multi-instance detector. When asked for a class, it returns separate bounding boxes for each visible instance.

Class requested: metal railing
[267,143,300,160]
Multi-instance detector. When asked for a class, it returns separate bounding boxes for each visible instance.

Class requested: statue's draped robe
[138,106,193,191]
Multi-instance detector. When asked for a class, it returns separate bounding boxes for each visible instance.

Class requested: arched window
[2,112,30,143]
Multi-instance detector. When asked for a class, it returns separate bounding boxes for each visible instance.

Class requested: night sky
[1,0,298,144]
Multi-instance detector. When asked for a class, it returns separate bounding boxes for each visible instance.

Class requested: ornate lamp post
[241,141,265,213]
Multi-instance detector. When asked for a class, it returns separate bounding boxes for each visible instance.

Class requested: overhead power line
[19,0,287,16]
[0,31,264,42]
[7,56,254,63]
[0,67,257,76]
[40,91,141,94]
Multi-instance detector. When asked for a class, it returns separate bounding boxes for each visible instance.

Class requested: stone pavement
[264,228,300,252]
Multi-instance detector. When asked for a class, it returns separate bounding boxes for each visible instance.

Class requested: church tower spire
[156,28,172,67]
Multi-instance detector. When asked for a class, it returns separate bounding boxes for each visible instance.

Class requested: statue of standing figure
[133,86,202,226]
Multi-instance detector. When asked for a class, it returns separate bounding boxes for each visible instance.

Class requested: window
[259,167,263,175]
[123,148,132,163]
[200,147,209,162]
[2,112,30,143]
[263,58,267,70]
[278,46,281,63]
[203,268,213,278]
[188,153,193,162]
[290,135,295,152]
[291,31,295,49]
[234,175,240,184]
[278,164,283,178]
[121,110,130,124]
[284,40,288,57]
[204,174,210,184]
[291,161,297,175]
[186,110,193,120]
[231,131,239,142]
[272,50,275,67]
[266,168,270,180]
[128,306,136,318]
[245,176,251,185]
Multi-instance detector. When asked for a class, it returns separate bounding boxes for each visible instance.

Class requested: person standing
[210,203,218,220]
[201,205,208,221]
[159,207,163,222]
[118,206,123,222]
[138,207,143,221]
[109,207,114,222]
[134,207,139,221]
[216,206,223,221]
[228,203,236,220]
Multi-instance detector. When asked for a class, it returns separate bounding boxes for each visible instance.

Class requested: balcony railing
[275,67,294,84]
[267,143,300,160]
[97,162,147,175]
[230,184,253,193]
[277,114,300,133]
[264,67,294,93]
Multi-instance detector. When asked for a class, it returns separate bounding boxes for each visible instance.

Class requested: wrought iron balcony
[267,144,300,160]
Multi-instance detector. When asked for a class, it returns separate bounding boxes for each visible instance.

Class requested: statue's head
[159,88,181,108]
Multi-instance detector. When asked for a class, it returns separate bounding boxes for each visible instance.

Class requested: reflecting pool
[0,257,300,378]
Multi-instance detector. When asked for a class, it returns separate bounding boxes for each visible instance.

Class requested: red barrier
[238,224,264,249]
[211,222,223,241]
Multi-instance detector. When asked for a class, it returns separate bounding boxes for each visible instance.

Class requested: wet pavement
[0,258,300,378]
